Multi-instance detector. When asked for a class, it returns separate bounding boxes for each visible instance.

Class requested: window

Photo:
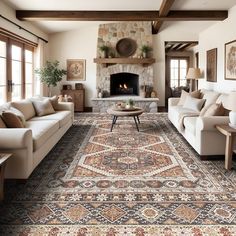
[0,36,34,104]
[170,58,188,88]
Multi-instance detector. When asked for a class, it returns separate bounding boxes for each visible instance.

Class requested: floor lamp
[186,68,201,92]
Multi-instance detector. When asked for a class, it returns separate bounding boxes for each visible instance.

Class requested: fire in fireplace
[110,72,139,96]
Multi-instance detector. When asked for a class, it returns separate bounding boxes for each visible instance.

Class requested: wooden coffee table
[107,107,144,132]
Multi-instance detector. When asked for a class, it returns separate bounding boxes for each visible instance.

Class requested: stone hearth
[91,96,158,113]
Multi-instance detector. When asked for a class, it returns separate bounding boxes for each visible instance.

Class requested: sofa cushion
[11,99,36,120]
[30,111,71,128]
[1,111,25,128]
[203,103,225,117]
[201,91,220,107]
[183,117,197,135]
[177,90,201,105]
[0,117,7,128]
[32,99,55,116]
[25,120,59,151]
[183,96,205,112]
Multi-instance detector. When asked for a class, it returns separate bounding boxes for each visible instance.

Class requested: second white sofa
[168,90,231,157]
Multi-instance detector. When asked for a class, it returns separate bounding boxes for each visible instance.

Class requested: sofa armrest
[196,116,230,131]
[0,128,32,149]
[168,97,180,107]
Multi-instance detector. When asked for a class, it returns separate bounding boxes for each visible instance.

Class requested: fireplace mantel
[94,58,155,67]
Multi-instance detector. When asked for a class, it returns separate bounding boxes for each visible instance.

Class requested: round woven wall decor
[116,38,137,57]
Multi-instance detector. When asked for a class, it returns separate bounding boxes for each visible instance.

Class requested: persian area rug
[0,113,236,235]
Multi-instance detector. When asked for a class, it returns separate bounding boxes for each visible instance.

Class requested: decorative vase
[142,52,147,58]
[125,104,131,109]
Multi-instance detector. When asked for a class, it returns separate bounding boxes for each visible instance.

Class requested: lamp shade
[225,91,236,112]
[186,68,201,79]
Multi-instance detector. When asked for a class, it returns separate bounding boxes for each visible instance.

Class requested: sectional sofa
[168,89,231,157]
[0,98,74,179]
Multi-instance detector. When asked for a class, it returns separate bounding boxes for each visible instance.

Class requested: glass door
[0,38,7,104]
[11,43,23,101]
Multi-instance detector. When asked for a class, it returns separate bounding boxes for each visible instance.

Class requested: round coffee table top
[107,107,144,116]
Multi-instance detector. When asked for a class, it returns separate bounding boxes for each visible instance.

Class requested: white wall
[0,1,48,43]
[48,26,98,107]
[198,5,236,92]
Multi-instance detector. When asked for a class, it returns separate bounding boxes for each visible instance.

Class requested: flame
[124,84,128,89]
[119,84,123,88]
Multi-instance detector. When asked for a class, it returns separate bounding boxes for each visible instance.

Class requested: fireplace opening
[110,73,139,96]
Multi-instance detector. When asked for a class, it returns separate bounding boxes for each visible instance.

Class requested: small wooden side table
[216,125,236,170]
[0,153,12,200]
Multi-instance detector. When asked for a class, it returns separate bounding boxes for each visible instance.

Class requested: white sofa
[168,90,231,157]
[0,99,74,179]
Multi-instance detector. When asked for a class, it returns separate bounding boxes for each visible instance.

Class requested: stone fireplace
[95,22,154,96]
[92,22,158,113]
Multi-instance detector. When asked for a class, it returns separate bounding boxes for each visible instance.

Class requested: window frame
[169,56,189,88]
[0,35,35,103]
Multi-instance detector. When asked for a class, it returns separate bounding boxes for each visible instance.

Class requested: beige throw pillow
[0,117,7,128]
[183,95,205,112]
[11,99,36,120]
[1,112,24,128]
[32,99,55,116]
[177,90,201,105]
[203,103,225,117]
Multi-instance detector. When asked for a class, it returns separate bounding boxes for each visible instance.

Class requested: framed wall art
[67,59,86,81]
[225,40,236,80]
[206,48,217,82]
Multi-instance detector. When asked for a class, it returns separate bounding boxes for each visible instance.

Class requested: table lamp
[186,68,201,92]
[225,91,236,128]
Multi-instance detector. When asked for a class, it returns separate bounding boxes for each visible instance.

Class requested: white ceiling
[3,0,236,34]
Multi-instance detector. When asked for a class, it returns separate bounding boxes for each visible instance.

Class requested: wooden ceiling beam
[179,42,198,51]
[16,10,228,22]
[152,0,175,34]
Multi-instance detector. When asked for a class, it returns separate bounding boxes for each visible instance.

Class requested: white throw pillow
[177,90,201,106]
[183,95,205,112]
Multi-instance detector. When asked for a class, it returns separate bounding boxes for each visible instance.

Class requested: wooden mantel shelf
[93,58,155,66]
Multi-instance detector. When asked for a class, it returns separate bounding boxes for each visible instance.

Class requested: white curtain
[34,39,47,96]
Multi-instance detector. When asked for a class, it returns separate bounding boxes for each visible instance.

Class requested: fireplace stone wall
[96,22,154,96]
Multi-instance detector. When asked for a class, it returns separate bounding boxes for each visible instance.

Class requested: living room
[0,0,236,235]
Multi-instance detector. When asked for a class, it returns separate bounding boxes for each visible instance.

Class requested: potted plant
[99,45,109,58]
[35,60,67,96]
[125,98,135,109]
[141,45,152,58]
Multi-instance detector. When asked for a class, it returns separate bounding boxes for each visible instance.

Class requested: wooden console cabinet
[61,89,85,112]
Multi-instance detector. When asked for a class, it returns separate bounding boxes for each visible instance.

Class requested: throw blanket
[179,113,199,131]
